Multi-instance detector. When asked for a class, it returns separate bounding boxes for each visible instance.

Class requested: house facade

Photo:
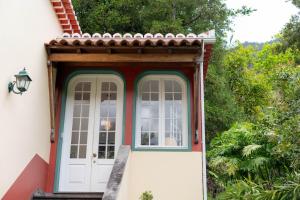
[0,1,215,200]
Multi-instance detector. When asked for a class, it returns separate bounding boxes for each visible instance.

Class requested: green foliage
[72,0,253,35]
[208,42,300,199]
[139,191,153,200]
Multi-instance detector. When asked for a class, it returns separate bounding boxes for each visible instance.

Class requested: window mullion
[160,79,165,147]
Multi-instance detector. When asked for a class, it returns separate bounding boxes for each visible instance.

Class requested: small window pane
[110,83,117,91]
[165,102,173,118]
[71,132,79,144]
[102,82,109,91]
[109,118,116,131]
[165,119,171,132]
[141,132,149,145]
[142,81,150,92]
[150,119,159,132]
[151,93,159,101]
[110,93,117,101]
[81,118,88,131]
[82,92,90,101]
[150,132,158,145]
[151,80,159,92]
[98,146,106,158]
[99,132,106,144]
[83,82,91,91]
[141,105,159,118]
[75,83,83,91]
[73,105,81,117]
[70,145,78,158]
[174,81,181,92]
[142,93,150,101]
[107,146,115,159]
[141,119,150,132]
[101,93,109,102]
[108,132,115,144]
[174,93,182,100]
[165,93,173,100]
[82,105,90,117]
[165,80,172,92]
[100,106,109,117]
[79,145,87,158]
[72,118,80,130]
[80,132,88,144]
[108,105,116,117]
[74,92,82,101]
[100,118,115,131]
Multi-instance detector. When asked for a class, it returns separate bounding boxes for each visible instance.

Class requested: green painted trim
[132,70,192,152]
[54,70,126,192]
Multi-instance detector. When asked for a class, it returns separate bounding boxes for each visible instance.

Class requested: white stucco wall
[0,0,62,197]
[118,152,203,200]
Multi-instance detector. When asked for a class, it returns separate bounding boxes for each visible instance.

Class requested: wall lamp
[8,68,32,95]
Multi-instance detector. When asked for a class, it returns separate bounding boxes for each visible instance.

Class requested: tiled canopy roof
[50,0,81,34]
[48,31,215,47]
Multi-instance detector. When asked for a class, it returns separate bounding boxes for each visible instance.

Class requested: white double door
[59,75,123,192]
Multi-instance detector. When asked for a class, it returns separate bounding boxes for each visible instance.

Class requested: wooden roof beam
[48,53,199,63]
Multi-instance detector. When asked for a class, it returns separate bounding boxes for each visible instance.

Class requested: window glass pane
[150,132,158,145]
[165,93,173,100]
[80,132,87,144]
[109,118,116,131]
[108,132,115,144]
[141,132,149,145]
[74,92,82,101]
[99,132,106,144]
[83,82,91,91]
[98,146,106,158]
[100,106,109,117]
[141,119,150,132]
[82,92,90,101]
[70,145,78,158]
[72,118,80,130]
[165,80,172,92]
[174,93,182,100]
[101,93,109,102]
[151,80,159,92]
[173,81,182,92]
[108,105,116,117]
[102,82,109,91]
[75,83,83,91]
[141,104,159,118]
[110,82,117,91]
[142,81,150,92]
[110,93,117,101]
[80,118,88,131]
[151,93,159,101]
[82,105,90,117]
[78,145,87,158]
[107,146,115,159]
[142,93,150,101]
[150,119,159,132]
[71,132,79,144]
[73,105,81,117]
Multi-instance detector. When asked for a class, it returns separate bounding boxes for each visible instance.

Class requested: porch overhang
[44,32,215,143]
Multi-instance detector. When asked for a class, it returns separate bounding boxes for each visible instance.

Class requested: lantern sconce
[8,68,32,95]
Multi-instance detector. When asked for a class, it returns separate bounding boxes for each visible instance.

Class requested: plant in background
[139,191,153,200]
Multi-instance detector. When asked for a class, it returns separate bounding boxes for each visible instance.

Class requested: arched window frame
[135,73,190,149]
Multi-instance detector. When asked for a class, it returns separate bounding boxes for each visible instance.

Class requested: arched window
[135,74,188,148]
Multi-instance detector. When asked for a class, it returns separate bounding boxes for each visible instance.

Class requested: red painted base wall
[3,154,48,200]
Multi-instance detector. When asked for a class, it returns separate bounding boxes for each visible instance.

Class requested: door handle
[92,153,97,158]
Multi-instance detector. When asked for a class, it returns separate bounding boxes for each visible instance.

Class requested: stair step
[32,192,103,199]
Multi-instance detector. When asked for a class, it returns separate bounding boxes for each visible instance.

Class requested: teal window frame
[132,70,192,152]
